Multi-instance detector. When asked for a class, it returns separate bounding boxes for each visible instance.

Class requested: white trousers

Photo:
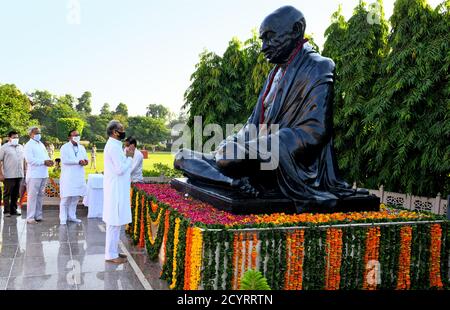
[59,196,80,222]
[105,225,122,260]
[26,178,47,221]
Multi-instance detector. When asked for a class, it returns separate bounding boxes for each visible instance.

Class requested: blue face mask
[34,134,42,142]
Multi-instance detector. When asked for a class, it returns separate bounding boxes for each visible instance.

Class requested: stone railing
[142,176,172,183]
[367,185,448,216]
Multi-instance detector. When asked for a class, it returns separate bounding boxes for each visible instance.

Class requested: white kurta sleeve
[61,144,80,165]
[110,147,132,176]
[130,152,143,176]
[24,143,44,167]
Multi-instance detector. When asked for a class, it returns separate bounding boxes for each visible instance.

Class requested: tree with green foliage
[184,32,272,131]
[56,118,85,141]
[115,102,128,116]
[323,0,388,186]
[45,102,79,138]
[57,94,77,108]
[127,116,170,145]
[0,84,35,137]
[29,90,55,108]
[76,91,92,114]
[100,103,112,118]
[362,0,449,196]
[84,114,109,143]
[146,103,170,120]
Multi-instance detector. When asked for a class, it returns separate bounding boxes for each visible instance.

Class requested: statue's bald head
[259,6,306,64]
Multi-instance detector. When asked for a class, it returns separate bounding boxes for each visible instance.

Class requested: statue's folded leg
[174,149,238,187]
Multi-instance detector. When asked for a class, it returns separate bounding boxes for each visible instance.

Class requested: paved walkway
[0,206,167,290]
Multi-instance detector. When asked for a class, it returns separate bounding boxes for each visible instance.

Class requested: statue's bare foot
[232,177,259,197]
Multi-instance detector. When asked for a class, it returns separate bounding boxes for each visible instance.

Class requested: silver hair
[106,120,122,137]
[27,126,40,135]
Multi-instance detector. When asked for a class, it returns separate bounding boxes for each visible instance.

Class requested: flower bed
[127,183,450,290]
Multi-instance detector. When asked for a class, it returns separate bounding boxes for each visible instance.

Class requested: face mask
[117,131,126,140]
[10,138,19,146]
[72,136,81,143]
[33,134,41,142]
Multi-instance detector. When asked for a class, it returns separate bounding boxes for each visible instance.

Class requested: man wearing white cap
[59,129,88,225]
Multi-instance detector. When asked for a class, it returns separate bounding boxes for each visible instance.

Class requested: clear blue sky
[0,0,441,116]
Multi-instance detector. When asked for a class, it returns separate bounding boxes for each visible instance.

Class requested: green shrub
[143,163,183,178]
[240,270,271,290]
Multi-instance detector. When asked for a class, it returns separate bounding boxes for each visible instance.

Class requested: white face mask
[33,134,41,142]
[10,138,19,146]
[72,136,81,143]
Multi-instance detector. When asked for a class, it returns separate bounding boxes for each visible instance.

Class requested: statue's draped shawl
[248,43,354,201]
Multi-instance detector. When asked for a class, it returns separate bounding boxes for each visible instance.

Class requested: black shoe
[5,213,11,217]
[10,211,21,216]
[35,218,43,222]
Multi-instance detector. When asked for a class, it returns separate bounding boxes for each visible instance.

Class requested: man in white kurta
[59,130,88,225]
[103,120,134,264]
[124,137,144,183]
[24,126,54,224]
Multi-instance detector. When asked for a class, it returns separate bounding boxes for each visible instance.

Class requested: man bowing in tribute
[103,120,134,264]
[59,130,88,225]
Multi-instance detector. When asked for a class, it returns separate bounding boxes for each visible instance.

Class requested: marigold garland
[284,230,305,290]
[363,227,381,290]
[245,232,251,270]
[151,201,159,213]
[251,232,258,269]
[138,196,145,248]
[396,226,412,289]
[184,227,193,290]
[429,224,443,288]
[237,232,244,289]
[325,228,343,290]
[147,209,164,245]
[187,227,203,290]
[231,233,238,289]
[133,192,139,239]
[161,210,171,269]
[169,217,181,289]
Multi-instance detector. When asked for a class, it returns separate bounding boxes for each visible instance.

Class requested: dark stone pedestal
[170,178,380,215]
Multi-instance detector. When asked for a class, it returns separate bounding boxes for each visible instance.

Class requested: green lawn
[53,150,174,178]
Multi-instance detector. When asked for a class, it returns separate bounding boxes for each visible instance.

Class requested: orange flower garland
[396,226,412,290]
[285,229,305,290]
[133,192,139,239]
[231,233,238,289]
[363,227,381,290]
[184,227,193,290]
[245,232,251,270]
[429,224,443,288]
[169,217,181,289]
[251,233,258,269]
[231,232,244,290]
[183,227,203,290]
[237,232,244,289]
[161,210,171,271]
[138,196,145,248]
[151,201,159,213]
[284,232,291,289]
[325,228,343,290]
[147,209,164,245]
